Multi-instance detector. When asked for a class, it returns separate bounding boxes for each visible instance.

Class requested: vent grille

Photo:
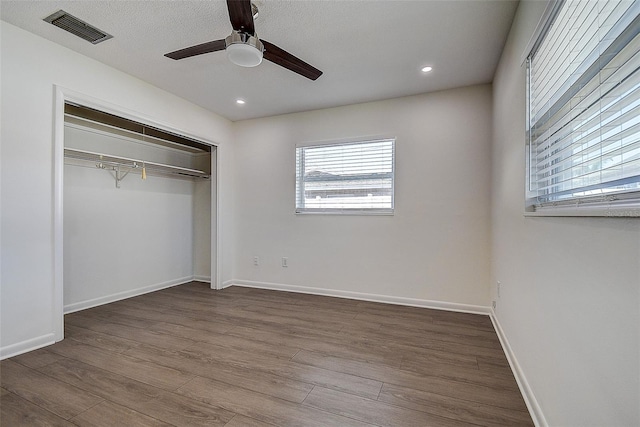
[44,10,112,44]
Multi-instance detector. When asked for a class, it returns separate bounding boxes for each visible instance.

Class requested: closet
[62,103,215,313]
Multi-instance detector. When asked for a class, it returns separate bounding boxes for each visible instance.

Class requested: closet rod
[64,148,210,182]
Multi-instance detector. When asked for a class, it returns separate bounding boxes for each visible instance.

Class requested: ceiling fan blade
[165,39,226,60]
[262,40,323,81]
[227,0,255,35]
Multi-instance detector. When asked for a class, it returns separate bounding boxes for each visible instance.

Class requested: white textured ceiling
[1,0,518,121]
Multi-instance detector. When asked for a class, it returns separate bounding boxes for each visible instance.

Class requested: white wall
[232,85,492,307]
[0,21,234,357]
[491,2,640,426]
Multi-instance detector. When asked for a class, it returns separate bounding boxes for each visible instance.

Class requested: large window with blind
[295,138,395,214]
[526,0,640,215]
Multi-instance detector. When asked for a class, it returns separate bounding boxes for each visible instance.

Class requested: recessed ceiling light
[236,99,246,105]
[421,66,433,73]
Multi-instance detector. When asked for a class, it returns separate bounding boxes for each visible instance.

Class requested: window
[295,138,395,214]
[526,0,640,215]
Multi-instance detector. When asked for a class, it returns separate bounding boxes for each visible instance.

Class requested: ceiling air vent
[43,10,112,44]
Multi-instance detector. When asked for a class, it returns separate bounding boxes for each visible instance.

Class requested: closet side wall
[194,178,212,282]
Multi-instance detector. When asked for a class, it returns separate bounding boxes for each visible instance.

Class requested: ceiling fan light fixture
[225,31,264,67]
[164,0,322,80]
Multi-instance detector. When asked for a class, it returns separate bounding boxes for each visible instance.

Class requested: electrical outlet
[253,256,259,266]
[492,300,497,310]
[497,281,501,298]
[282,257,288,267]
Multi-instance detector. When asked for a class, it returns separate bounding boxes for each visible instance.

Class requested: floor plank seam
[300,398,381,427]
[289,348,302,361]
[375,382,384,401]
[4,387,84,421]
[67,398,108,423]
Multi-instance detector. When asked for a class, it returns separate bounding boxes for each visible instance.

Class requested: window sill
[296,209,394,216]
[524,204,640,218]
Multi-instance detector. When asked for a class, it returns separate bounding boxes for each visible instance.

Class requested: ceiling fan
[164,0,322,81]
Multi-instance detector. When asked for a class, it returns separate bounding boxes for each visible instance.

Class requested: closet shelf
[64,148,210,180]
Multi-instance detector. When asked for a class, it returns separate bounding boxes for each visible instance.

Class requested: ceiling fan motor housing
[225,30,264,67]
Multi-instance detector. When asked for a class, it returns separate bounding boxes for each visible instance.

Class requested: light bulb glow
[421,66,433,73]
[227,43,263,67]
[236,99,246,105]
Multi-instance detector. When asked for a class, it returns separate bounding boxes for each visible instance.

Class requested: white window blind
[527,0,640,209]
[295,138,395,214]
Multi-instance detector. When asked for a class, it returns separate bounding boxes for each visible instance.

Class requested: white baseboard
[0,333,56,360]
[221,280,234,289]
[228,280,491,315]
[63,276,194,314]
[193,275,211,283]
[490,309,547,427]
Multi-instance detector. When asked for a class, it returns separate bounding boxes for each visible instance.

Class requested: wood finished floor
[1,282,533,426]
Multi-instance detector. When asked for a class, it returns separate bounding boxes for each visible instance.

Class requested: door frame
[52,86,221,342]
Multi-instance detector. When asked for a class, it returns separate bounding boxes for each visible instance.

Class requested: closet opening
[53,93,219,342]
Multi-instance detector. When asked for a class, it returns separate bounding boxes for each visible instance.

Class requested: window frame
[295,137,396,215]
[524,0,640,217]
